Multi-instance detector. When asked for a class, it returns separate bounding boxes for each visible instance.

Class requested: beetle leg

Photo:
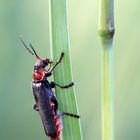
[48,52,64,73]
[50,81,74,89]
[58,112,80,119]
[33,103,39,111]
[45,71,52,77]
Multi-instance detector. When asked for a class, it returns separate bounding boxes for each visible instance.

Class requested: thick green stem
[101,39,114,140]
[98,0,115,140]
[98,0,114,39]
[49,0,83,140]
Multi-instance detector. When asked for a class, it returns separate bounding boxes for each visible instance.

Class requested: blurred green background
[0,0,140,140]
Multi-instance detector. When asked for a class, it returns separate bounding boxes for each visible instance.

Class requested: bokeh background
[0,0,140,140]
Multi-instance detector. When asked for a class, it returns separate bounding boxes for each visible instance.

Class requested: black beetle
[20,37,80,140]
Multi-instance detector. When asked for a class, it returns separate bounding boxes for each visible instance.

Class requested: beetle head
[34,58,52,70]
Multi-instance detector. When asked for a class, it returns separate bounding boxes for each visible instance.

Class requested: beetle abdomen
[32,81,57,137]
[50,102,62,140]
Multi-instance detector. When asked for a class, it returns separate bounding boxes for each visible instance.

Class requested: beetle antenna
[20,36,35,56]
[29,44,41,60]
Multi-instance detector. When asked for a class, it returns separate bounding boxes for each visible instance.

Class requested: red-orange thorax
[33,67,45,81]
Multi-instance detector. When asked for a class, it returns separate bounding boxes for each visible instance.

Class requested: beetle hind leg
[58,112,80,119]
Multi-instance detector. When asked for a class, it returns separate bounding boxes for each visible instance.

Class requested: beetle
[20,37,80,140]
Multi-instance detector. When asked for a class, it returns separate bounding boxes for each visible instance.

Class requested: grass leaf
[49,0,83,140]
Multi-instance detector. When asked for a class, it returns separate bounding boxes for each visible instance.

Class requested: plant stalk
[98,0,115,140]
[49,0,83,140]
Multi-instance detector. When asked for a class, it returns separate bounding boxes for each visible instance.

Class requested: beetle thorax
[33,65,45,81]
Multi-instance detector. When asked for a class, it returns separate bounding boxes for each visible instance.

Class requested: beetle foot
[33,103,39,111]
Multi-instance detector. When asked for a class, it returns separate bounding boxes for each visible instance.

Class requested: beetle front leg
[44,52,64,78]
[33,103,39,111]
[50,81,74,89]
[49,52,64,73]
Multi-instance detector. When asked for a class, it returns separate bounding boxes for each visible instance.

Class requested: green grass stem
[98,0,115,140]
[49,0,83,140]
